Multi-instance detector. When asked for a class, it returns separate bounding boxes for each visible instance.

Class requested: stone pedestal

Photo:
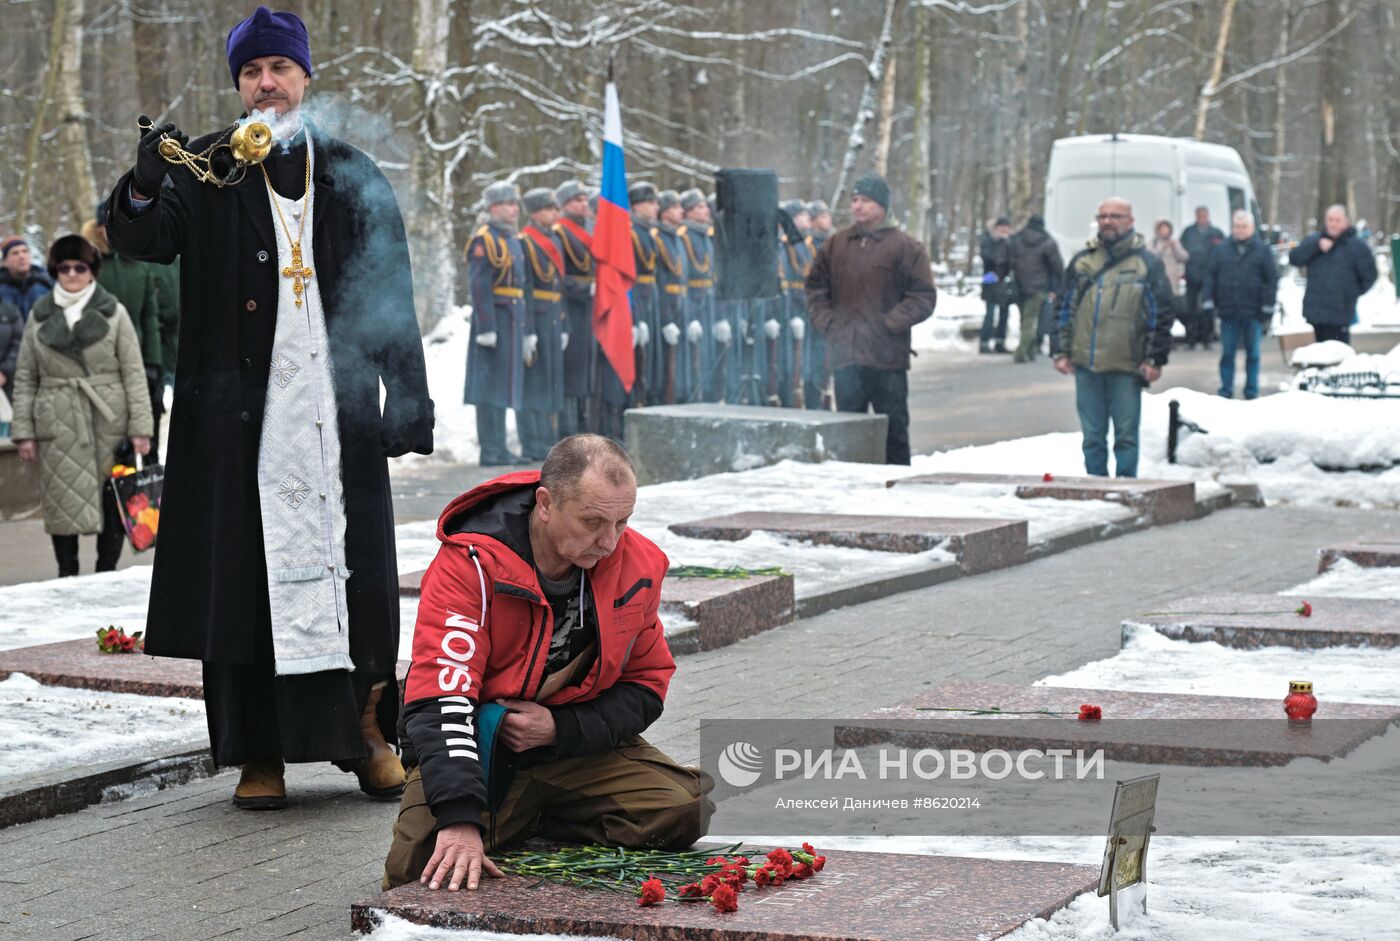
[1125,593,1400,649]
[890,473,1197,525]
[625,404,887,485]
[836,682,1400,766]
[670,512,1027,574]
[662,573,795,654]
[352,844,1098,940]
[1318,539,1400,572]
[0,638,410,698]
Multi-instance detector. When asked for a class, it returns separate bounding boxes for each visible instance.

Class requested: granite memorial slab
[625,403,887,485]
[662,572,795,654]
[0,638,410,699]
[669,512,1027,574]
[1318,538,1400,572]
[1124,593,1400,649]
[400,568,426,596]
[351,844,1099,940]
[835,682,1400,766]
[888,473,1197,525]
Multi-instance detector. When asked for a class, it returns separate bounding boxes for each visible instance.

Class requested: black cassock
[108,126,433,766]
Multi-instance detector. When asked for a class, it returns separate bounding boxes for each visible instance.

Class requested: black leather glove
[133,117,187,199]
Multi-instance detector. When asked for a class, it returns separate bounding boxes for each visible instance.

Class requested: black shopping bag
[109,456,164,553]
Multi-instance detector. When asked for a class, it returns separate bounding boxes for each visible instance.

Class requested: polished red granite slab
[351,845,1098,940]
[1318,539,1400,572]
[1125,593,1400,649]
[0,638,409,699]
[836,682,1400,766]
[888,473,1197,525]
[662,573,795,652]
[399,569,426,596]
[668,512,1027,574]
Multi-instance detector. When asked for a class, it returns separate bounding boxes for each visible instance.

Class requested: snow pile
[1289,339,1356,368]
[888,388,1400,507]
[0,567,155,652]
[1040,623,1400,704]
[0,673,205,786]
[912,288,996,353]
[363,914,612,941]
[1282,559,1400,600]
[1275,266,1399,333]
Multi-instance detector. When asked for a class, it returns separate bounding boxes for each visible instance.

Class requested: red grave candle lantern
[1284,680,1317,723]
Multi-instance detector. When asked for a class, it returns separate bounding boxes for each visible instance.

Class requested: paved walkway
[2,502,1390,940]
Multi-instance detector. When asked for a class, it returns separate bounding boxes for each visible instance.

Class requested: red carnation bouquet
[496,842,829,915]
[97,625,143,654]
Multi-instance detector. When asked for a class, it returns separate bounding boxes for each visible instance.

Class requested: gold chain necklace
[261,148,314,308]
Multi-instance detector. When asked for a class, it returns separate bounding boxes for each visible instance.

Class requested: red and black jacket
[401,471,675,832]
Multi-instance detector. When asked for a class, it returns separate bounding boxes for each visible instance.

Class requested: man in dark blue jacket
[1287,205,1378,345]
[1202,211,1278,400]
[0,238,53,322]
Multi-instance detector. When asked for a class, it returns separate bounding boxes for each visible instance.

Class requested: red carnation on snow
[1078,703,1103,721]
[1042,472,1055,482]
[1296,601,1313,617]
[710,883,739,913]
[802,842,817,855]
[637,877,665,906]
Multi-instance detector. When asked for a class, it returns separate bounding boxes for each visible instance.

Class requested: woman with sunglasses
[10,234,153,576]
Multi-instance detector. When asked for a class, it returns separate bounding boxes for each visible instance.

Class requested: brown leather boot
[233,756,287,810]
[355,683,406,800]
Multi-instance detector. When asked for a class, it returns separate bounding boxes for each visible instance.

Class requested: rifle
[765,328,782,407]
[820,347,835,411]
[688,332,702,402]
[663,331,677,405]
[634,339,649,406]
[791,323,805,409]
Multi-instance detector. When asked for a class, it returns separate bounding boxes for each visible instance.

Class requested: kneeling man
[384,434,715,891]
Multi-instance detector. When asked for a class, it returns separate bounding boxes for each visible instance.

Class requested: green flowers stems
[915,705,1077,716]
[669,565,788,579]
[494,843,748,891]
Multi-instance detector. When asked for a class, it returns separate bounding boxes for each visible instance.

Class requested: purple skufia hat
[226,6,313,87]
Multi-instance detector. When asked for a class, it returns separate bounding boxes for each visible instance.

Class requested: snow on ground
[362,916,612,941]
[0,567,156,652]
[912,287,991,353]
[882,386,1400,509]
[0,673,205,787]
[1276,266,1400,335]
[1041,623,1400,704]
[1282,559,1400,600]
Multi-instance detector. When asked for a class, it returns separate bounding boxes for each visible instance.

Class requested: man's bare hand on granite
[422,823,503,891]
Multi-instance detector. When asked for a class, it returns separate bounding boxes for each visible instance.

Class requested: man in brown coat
[805,175,936,464]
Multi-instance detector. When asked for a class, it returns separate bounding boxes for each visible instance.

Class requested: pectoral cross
[281,242,315,308]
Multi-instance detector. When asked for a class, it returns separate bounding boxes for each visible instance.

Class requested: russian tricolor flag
[593,80,637,392]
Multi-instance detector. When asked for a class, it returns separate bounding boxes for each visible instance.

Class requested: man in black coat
[1287,204,1378,345]
[1180,206,1224,349]
[1008,214,1063,363]
[1202,211,1278,400]
[107,7,433,809]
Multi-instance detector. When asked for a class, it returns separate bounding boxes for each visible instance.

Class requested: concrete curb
[0,740,217,830]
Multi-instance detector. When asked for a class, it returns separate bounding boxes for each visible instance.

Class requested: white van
[1044,133,1260,266]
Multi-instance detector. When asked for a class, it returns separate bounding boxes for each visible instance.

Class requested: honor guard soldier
[679,189,718,402]
[652,190,690,404]
[628,183,661,409]
[552,180,594,436]
[519,187,567,459]
[808,199,834,251]
[465,182,530,466]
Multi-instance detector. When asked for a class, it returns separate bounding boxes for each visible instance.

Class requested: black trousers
[50,486,125,577]
[834,365,910,465]
[1184,280,1214,344]
[1312,324,1351,344]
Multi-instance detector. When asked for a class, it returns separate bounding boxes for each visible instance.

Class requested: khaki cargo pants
[382,736,716,889]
